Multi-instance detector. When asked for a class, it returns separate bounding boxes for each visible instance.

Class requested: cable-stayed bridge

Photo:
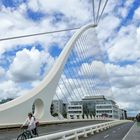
[0,0,134,140]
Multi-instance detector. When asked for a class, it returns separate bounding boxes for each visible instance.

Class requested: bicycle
[17,126,38,140]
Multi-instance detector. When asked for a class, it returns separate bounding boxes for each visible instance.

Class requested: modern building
[62,103,68,118]
[67,104,83,119]
[51,96,127,120]
[119,109,127,120]
[82,95,127,119]
[82,95,106,116]
[51,100,64,116]
[95,100,119,119]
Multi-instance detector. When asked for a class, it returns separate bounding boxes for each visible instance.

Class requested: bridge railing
[30,120,130,140]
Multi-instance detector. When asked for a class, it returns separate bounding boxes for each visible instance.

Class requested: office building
[67,104,83,119]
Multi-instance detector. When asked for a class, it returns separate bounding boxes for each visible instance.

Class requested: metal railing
[30,120,130,140]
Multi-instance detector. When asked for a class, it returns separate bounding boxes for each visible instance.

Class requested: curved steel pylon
[0,23,97,126]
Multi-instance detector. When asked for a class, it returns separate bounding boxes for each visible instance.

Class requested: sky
[0,0,140,117]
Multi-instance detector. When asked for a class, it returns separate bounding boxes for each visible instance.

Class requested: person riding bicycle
[21,112,38,136]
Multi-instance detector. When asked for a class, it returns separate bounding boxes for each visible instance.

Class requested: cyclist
[21,112,37,135]
[17,113,39,139]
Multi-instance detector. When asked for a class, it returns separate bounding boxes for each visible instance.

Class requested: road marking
[122,122,135,140]
[104,134,109,139]
[118,127,120,130]
[113,130,116,133]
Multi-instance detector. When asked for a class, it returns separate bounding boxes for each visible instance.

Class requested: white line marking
[113,130,116,133]
[118,127,120,130]
[104,134,109,139]
[122,122,135,140]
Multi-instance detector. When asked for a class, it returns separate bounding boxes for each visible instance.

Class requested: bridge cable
[57,77,74,102]
[81,31,101,95]
[80,33,97,96]
[76,38,94,97]
[83,31,105,95]
[69,48,94,115]
[66,46,97,115]
[71,49,88,98]
[65,54,83,101]
[97,0,109,24]
[74,43,91,97]
[91,0,96,24]
[57,84,69,103]
[74,42,91,97]
[0,27,81,42]
[80,34,99,96]
[78,36,95,95]
[96,0,102,24]
[60,76,77,101]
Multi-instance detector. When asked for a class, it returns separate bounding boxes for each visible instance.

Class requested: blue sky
[0,0,140,116]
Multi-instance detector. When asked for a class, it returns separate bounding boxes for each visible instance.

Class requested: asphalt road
[0,120,107,140]
[80,122,134,140]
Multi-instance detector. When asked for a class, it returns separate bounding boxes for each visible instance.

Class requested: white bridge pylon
[0,23,97,125]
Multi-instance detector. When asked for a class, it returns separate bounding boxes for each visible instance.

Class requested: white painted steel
[0,23,97,126]
[29,120,131,140]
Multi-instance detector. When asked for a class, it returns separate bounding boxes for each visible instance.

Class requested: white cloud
[0,80,21,99]
[0,67,5,78]
[27,0,91,25]
[133,7,140,21]
[79,60,108,80]
[97,14,121,42]
[0,0,140,117]
[108,36,140,62]
[7,47,54,82]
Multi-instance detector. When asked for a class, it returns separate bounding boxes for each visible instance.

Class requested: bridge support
[0,23,97,126]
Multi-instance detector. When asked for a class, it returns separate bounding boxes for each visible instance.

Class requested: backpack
[33,116,39,126]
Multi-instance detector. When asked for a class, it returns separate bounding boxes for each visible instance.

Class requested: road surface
[0,120,107,140]
[80,122,134,140]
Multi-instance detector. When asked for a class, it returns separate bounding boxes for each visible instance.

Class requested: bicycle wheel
[24,130,33,139]
[17,133,26,140]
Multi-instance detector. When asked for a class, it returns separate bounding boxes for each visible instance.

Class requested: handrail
[30,120,130,140]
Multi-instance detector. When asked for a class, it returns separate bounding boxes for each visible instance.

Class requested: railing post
[104,124,107,130]
[75,132,79,140]
[62,135,66,140]
[90,128,94,135]
[96,126,99,133]
[84,130,87,137]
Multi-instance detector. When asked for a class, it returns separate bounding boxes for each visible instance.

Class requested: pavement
[0,120,107,140]
[122,122,140,140]
[80,122,134,140]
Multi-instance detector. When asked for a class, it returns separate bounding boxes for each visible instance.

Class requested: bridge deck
[0,120,107,140]
[80,122,134,140]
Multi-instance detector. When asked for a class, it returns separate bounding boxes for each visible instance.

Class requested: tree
[0,98,13,104]
[136,113,140,122]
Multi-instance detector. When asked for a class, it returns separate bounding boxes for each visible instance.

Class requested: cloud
[7,47,54,82]
[107,26,140,62]
[0,0,140,117]
[0,80,22,99]
[0,67,5,78]
[79,60,108,80]
[27,0,92,25]
[133,7,140,21]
